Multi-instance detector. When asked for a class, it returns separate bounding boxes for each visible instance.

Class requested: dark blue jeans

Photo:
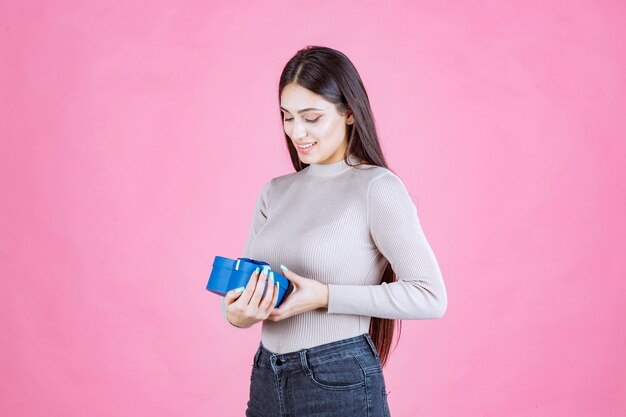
[245,332,391,417]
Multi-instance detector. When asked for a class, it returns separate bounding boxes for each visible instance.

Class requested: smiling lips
[296,142,317,154]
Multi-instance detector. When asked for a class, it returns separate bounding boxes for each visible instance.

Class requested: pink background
[1,1,624,416]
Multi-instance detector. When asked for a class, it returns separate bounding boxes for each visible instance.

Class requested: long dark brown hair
[278,45,401,367]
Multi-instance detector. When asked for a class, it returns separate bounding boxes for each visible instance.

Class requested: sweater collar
[304,153,361,177]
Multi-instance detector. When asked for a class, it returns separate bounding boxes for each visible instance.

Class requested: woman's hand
[266,265,329,322]
[223,266,279,328]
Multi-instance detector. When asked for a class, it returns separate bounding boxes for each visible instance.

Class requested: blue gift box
[206,256,293,308]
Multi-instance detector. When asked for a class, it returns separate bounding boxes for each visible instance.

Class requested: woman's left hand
[266,265,328,322]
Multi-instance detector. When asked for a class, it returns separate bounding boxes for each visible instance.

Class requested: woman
[221,45,448,417]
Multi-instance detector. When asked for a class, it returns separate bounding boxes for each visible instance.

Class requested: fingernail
[280,264,288,271]
[275,281,280,289]
[262,265,270,274]
[269,271,274,281]
[254,267,260,274]
[234,287,245,293]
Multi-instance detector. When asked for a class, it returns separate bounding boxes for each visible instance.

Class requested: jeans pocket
[305,355,366,391]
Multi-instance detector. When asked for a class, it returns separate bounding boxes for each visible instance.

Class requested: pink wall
[1,1,624,416]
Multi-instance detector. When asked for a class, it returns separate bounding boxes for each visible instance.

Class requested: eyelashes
[284,116,322,123]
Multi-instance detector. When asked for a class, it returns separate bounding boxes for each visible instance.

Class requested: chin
[301,155,323,164]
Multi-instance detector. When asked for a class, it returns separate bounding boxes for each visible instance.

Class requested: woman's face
[280,82,354,165]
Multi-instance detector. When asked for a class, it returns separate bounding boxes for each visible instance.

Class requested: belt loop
[299,349,312,376]
[363,332,380,360]
[253,341,262,368]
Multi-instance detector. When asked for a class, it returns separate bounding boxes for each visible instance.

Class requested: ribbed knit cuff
[327,283,372,315]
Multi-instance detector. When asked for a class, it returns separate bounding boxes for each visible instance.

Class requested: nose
[290,119,308,140]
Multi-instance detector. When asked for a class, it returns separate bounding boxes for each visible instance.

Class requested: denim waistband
[253,333,380,372]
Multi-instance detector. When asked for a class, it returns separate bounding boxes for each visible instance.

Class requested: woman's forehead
[280,84,329,110]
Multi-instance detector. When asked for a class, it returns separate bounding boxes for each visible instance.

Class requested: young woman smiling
[221,45,448,417]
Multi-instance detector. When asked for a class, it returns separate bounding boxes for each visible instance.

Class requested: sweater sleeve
[220,179,273,326]
[327,172,447,320]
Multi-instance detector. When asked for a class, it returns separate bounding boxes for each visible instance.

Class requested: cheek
[325,123,346,146]
[315,120,343,141]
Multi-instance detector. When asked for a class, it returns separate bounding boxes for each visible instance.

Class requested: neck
[304,153,362,177]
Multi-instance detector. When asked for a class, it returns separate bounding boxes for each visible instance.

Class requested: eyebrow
[280,107,325,114]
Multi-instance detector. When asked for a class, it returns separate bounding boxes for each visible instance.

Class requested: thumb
[224,286,245,304]
[279,264,300,283]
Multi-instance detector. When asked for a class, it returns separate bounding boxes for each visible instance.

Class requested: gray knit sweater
[220,153,447,354]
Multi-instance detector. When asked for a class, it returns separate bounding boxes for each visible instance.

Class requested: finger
[224,287,244,305]
[250,266,270,307]
[268,293,287,317]
[268,304,283,320]
[238,266,261,305]
[260,271,276,311]
[265,276,280,314]
[280,265,298,284]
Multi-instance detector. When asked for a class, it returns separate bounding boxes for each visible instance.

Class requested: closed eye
[284,116,322,123]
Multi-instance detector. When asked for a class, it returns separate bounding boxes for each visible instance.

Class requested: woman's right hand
[223,265,279,328]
